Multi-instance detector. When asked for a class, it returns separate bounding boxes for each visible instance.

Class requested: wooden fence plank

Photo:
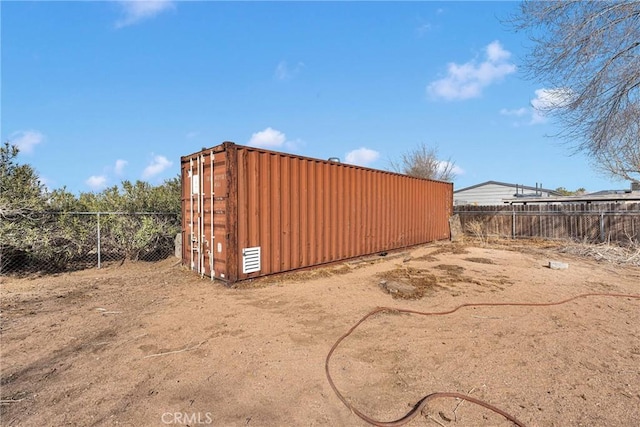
[454,203,640,244]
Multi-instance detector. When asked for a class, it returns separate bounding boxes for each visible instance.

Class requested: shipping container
[181,142,453,284]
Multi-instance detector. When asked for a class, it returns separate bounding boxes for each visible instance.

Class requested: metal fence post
[97,212,101,269]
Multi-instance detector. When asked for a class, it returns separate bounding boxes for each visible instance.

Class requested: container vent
[242,247,261,274]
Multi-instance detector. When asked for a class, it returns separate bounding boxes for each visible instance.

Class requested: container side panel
[237,150,248,273]
[371,171,379,251]
[299,160,309,267]
[226,144,452,282]
[375,171,384,251]
[290,158,301,269]
[322,162,330,263]
[381,171,388,251]
[225,144,239,283]
[387,175,396,249]
[410,179,418,244]
[270,153,281,273]
[401,175,409,247]
[211,151,229,280]
[334,165,341,259]
[348,166,355,258]
[387,174,395,250]
[281,156,291,272]
[308,161,317,265]
[329,164,337,261]
[366,170,373,254]
[355,167,363,256]
[259,153,272,275]
[367,171,374,252]
[361,169,369,254]
[249,151,260,247]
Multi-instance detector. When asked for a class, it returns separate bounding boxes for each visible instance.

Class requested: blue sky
[2,1,627,194]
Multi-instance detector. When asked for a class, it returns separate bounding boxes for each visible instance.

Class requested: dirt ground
[1,240,639,427]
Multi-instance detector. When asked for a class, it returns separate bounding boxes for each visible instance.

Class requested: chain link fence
[0,212,180,275]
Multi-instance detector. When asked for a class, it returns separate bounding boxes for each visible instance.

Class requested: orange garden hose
[325,293,640,427]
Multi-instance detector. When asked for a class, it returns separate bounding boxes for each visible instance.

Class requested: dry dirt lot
[1,240,639,427]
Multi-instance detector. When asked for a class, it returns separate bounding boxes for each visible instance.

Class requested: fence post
[97,212,101,269]
[599,210,605,243]
[512,207,516,239]
[539,209,543,239]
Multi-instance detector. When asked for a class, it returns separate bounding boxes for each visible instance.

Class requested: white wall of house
[454,181,556,206]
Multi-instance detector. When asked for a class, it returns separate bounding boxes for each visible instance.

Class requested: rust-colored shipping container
[181,142,452,284]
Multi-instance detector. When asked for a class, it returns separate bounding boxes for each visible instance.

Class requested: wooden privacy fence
[454,203,640,244]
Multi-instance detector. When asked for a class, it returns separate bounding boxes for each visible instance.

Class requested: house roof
[454,180,561,195]
[504,192,640,204]
[584,189,628,196]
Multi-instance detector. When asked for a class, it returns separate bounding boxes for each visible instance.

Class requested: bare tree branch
[390,143,457,182]
[509,1,640,182]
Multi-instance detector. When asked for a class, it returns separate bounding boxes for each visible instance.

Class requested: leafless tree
[390,143,457,182]
[593,118,640,182]
[510,1,640,182]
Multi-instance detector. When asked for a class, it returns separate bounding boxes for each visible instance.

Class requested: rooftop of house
[503,191,640,204]
[455,180,640,205]
[454,180,561,195]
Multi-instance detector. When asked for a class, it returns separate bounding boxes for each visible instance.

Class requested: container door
[200,152,213,278]
[193,151,222,279]
[200,149,227,279]
[186,156,205,274]
[182,148,229,281]
[210,150,229,280]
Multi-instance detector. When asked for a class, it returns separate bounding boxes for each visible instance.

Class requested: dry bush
[465,220,488,246]
[559,241,640,266]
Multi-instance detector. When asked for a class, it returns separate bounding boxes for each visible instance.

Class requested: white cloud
[452,165,465,176]
[345,147,380,166]
[86,175,108,191]
[142,154,172,179]
[486,41,511,62]
[275,61,305,81]
[530,109,547,125]
[114,159,128,175]
[437,160,465,176]
[427,40,516,101]
[531,88,573,110]
[530,88,574,124]
[185,131,199,139]
[502,88,575,126]
[10,130,44,154]
[39,176,53,192]
[248,127,287,148]
[499,107,528,117]
[115,0,174,29]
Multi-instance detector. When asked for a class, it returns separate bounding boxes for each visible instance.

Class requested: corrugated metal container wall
[181,142,453,284]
